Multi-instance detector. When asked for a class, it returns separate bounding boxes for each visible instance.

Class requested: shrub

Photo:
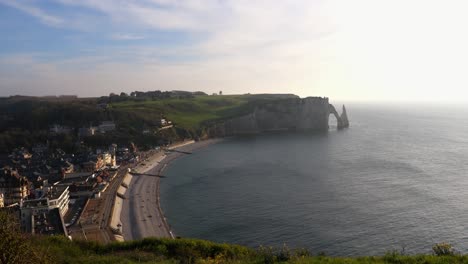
[432,243,455,256]
[0,211,51,264]
[257,244,310,263]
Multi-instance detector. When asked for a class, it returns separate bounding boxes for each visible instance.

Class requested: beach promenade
[120,139,219,240]
[120,151,171,240]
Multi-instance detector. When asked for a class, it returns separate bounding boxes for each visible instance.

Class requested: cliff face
[205,97,349,137]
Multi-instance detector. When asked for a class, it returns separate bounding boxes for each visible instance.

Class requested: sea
[160,103,468,256]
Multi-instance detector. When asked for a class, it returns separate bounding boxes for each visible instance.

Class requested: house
[96,155,106,170]
[78,127,96,137]
[66,181,95,198]
[62,172,93,181]
[61,161,74,174]
[160,118,172,127]
[102,152,116,167]
[49,125,72,135]
[81,155,105,172]
[81,161,97,172]
[98,121,116,133]
[97,103,108,109]
[32,144,48,154]
[0,168,29,205]
[58,95,77,100]
[18,149,32,160]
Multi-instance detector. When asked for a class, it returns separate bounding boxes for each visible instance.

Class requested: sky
[0,0,468,102]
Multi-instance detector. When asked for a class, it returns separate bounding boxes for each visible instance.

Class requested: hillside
[0,93,298,153]
[109,94,302,129]
[110,95,251,130]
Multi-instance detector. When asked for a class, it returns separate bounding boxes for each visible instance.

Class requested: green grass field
[110,95,254,129]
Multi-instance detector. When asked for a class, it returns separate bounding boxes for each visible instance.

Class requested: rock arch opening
[328,104,349,130]
[328,112,338,129]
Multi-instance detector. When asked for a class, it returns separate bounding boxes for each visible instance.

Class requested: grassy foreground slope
[32,236,468,264]
[0,211,464,264]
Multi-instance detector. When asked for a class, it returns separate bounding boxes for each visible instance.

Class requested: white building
[102,153,116,166]
[47,186,70,216]
[0,168,29,206]
[20,186,70,234]
[21,186,69,219]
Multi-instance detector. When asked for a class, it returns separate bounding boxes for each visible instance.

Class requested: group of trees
[0,100,107,131]
[0,99,110,154]
[102,90,209,103]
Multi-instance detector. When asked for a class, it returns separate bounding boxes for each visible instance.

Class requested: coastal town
[0,113,189,243]
[0,92,349,244]
[0,91,324,244]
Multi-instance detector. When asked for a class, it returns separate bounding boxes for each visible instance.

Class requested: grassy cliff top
[110,95,252,129]
[109,94,300,129]
[0,93,299,131]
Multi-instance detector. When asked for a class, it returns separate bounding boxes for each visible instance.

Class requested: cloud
[0,0,63,26]
[0,1,342,99]
[50,0,227,31]
[111,34,145,40]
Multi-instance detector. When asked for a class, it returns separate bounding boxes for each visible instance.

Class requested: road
[121,153,172,240]
[70,166,128,243]
[99,167,128,241]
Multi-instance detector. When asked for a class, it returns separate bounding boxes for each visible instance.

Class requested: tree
[0,211,50,264]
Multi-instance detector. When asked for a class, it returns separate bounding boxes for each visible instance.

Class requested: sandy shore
[120,139,222,240]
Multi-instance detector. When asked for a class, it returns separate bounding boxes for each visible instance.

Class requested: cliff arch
[329,104,349,130]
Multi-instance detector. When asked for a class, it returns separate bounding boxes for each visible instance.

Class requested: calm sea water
[161,103,468,256]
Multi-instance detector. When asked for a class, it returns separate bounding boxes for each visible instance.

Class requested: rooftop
[48,185,69,200]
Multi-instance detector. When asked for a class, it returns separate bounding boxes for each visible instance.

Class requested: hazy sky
[0,1,467,101]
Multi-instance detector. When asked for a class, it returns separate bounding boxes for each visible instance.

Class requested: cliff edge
[206,97,349,137]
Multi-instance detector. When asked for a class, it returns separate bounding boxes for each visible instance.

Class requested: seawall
[109,173,133,241]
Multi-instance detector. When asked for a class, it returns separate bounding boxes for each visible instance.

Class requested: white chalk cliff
[206,97,349,137]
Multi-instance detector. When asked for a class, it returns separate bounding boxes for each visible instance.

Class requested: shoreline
[120,138,222,241]
[156,138,223,238]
